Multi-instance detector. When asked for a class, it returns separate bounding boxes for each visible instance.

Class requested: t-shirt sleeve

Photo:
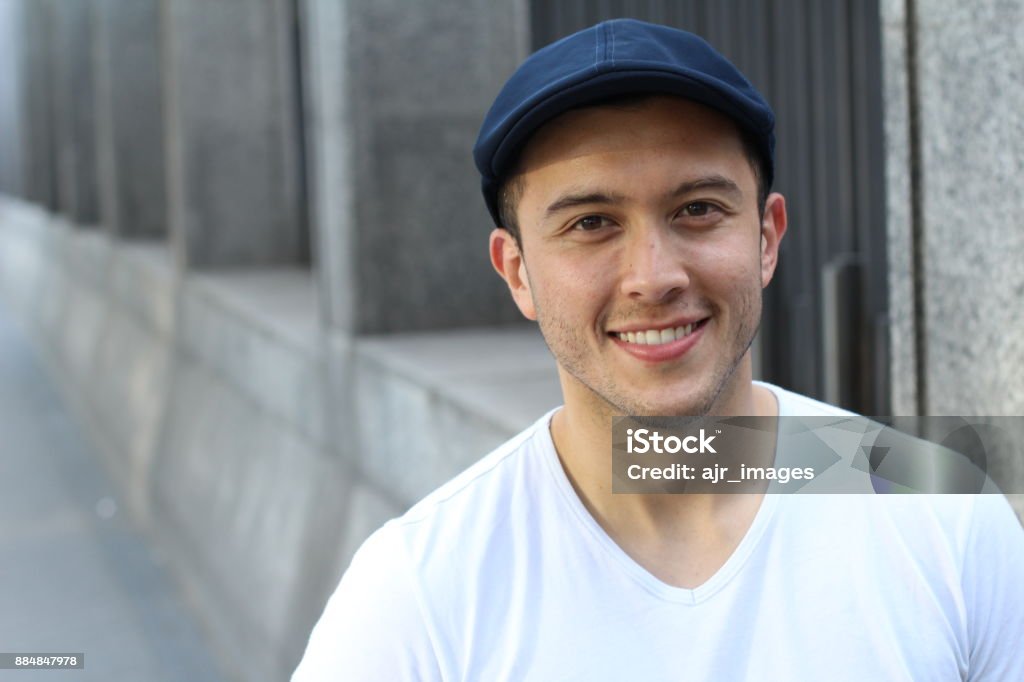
[291,522,442,682]
[963,495,1024,681]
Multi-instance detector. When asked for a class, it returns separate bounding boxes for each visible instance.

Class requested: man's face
[491,96,786,417]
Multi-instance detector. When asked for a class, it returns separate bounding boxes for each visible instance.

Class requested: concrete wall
[0,1,23,197]
[50,0,100,224]
[0,197,559,680]
[162,0,306,268]
[16,0,58,209]
[301,0,531,333]
[881,0,1024,512]
[883,0,1024,417]
[93,0,168,238]
[880,0,918,416]
[913,1,1024,415]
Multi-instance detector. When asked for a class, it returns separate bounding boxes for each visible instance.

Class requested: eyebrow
[543,174,745,219]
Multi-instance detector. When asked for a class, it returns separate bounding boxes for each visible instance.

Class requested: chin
[617,391,712,418]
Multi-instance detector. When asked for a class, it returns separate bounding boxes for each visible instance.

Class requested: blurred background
[0,0,1021,680]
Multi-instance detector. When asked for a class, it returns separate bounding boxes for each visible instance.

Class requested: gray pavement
[0,299,225,682]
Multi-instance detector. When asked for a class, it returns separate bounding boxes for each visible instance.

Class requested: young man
[294,19,1024,680]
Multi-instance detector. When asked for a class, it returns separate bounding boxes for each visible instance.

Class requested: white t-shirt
[293,382,1024,681]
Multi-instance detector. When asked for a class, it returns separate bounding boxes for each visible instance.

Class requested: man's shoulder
[288,413,566,682]
[755,380,858,417]
[371,407,562,563]
[403,407,557,518]
[757,381,1022,554]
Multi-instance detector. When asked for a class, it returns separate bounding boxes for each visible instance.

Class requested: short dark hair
[496,95,770,246]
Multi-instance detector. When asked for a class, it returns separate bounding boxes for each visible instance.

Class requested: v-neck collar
[537,384,785,604]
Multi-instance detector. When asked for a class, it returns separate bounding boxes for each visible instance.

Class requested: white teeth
[617,321,702,345]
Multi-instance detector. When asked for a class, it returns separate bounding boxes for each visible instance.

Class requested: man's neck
[548,375,780,587]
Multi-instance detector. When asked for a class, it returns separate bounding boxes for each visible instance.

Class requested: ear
[489,228,537,320]
[759,192,788,288]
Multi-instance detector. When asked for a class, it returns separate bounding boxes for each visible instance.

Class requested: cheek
[532,255,612,308]
[695,236,754,278]
[695,238,764,308]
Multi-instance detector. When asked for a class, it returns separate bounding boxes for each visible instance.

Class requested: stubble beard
[534,283,763,420]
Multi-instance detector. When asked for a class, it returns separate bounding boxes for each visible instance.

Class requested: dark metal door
[531,0,889,413]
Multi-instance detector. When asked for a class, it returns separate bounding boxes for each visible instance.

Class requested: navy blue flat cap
[473,18,775,226]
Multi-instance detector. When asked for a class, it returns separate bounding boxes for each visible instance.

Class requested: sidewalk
[0,299,225,682]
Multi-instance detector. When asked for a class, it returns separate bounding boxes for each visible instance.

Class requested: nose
[619,223,690,303]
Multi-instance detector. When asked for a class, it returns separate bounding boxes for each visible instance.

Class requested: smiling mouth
[610,318,709,345]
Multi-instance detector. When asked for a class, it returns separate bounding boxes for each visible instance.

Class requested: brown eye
[683,202,711,216]
[574,215,609,231]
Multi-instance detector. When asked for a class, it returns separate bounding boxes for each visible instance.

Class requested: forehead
[517,96,747,177]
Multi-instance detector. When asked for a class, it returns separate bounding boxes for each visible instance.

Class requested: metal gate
[531,0,889,413]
